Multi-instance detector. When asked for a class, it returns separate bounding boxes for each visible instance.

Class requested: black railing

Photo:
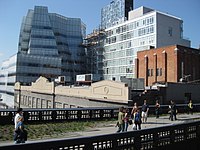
[0,120,200,150]
[0,104,200,125]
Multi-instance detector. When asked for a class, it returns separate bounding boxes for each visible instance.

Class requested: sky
[0,0,199,64]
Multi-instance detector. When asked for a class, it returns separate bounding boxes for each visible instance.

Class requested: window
[156,68,162,76]
[156,68,159,76]
[168,27,173,36]
[160,68,162,76]
[151,69,153,76]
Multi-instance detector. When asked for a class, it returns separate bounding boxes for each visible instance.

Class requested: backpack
[134,113,141,123]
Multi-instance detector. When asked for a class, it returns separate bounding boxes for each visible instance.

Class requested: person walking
[155,100,160,118]
[141,100,149,123]
[188,100,193,115]
[116,107,125,132]
[134,109,142,130]
[14,116,27,143]
[14,108,23,130]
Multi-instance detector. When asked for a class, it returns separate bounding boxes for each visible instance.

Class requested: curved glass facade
[17,6,86,83]
[0,6,86,107]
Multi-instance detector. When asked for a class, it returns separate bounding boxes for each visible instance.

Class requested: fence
[0,104,200,125]
[0,120,200,150]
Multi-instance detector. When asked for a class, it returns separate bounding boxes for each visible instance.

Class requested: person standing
[116,107,125,132]
[188,100,193,115]
[131,102,138,130]
[134,109,142,130]
[141,100,149,123]
[155,100,160,118]
[124,108,130,132]
[170,100,177,121]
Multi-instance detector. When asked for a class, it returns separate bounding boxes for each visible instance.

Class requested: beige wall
[15,76,129,108]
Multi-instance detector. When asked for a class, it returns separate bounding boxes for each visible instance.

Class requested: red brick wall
[136,45,200,86]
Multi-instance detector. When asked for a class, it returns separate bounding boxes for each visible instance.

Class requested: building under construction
[82,28,106,80]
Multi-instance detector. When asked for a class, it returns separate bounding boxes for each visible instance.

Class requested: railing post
[84,141,93,149]
[100,110,104,119]
[110,109,114,118]
[51,110,57,121]
[39,111,42,121]
[112,137,119,150]
[77,110,82,120]
[89,110,93,119]
[134,133,141,150]
[170,129,175,145]
[153,132,159,148]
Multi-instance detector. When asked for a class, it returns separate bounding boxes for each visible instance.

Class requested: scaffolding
[81,28,106,79]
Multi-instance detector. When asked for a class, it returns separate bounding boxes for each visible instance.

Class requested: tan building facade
[14,77,130,108]
[136,45,200,86]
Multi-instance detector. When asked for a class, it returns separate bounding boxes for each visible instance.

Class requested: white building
[103,6,190,81]
[0,55,17,108]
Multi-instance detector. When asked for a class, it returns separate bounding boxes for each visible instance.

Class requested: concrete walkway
[0,113,199,146]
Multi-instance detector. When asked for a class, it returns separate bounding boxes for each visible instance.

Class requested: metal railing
[0,104,200,125]
[0,120,200,150]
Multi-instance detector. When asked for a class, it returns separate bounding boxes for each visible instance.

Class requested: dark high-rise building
[101,0,133,29]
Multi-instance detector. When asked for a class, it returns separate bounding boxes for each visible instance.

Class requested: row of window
[105,50,135,60]
[106,16,155,36]
[20,95,80,109]
[18,62,60,68]
[104,57,134,67]
[104,66,134,74]
[105,35,155,52]
[106,25,155,44]
[148,68,163,77]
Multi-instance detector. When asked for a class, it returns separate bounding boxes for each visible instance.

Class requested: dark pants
[117,123,124,132]
[155,109,159,118]
[135,123,141,130]
[188,108,193,114]
[170,111,177,121]
[14,130,27,143]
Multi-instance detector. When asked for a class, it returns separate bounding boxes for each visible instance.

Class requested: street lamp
[14,82,21,108]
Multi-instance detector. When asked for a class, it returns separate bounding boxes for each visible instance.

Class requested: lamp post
[52,81,55,109]
[14,82,21,108]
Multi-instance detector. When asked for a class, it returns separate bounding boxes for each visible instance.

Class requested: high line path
[0,113,200,146]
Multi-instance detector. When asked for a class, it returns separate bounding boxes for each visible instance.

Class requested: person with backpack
[134,109,142,130]
[14,116,27,144]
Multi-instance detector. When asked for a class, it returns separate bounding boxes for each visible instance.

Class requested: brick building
[135,45,200,86]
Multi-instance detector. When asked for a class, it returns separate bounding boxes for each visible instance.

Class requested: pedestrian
[131,102,138,130]
[14,108,23,130]
[124,108,130,132]
[134,109,142,130]
[116,107,125,132]
[155,100,160,118]
[14,116,27,144]
[141,100,149,123]
[170,100,177,121]
[188,100,193,115]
